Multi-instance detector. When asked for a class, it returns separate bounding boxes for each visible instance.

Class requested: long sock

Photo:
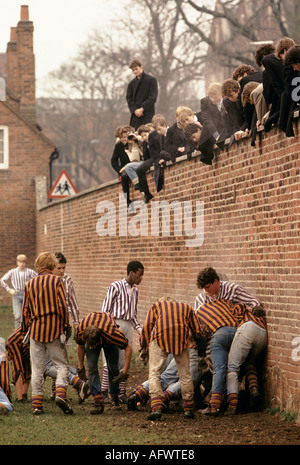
[32,395,43,411]
[135,385,149,405]
[210,392,222,411]
[56,385,67,400]
[182,399,194,412]
[246,365,258,391]
[94,393,104,405]
[227,393,238,409]
[161,389,173,407]
[151,396,163,412]
[71,376,83,391]
[102,366,109,391]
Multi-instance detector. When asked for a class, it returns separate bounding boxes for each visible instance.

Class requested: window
[0,126,9,169]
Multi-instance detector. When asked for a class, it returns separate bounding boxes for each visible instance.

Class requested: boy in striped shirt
[1,254,37,329]
[21,252,73,415]
[76,311,132,414]
[194,267,265,415]
[6,326,31,403]
[139,298,203,420]
[0,337,13,414]
[102,261,144,400]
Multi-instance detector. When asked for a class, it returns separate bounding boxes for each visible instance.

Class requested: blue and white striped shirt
[101,278,141,331]
[194,281,260,311]
[1,267,37,293]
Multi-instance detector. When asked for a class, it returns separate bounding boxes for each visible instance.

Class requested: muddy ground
[121,362,300,446]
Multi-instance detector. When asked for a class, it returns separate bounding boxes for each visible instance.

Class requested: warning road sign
[48,169,78,199]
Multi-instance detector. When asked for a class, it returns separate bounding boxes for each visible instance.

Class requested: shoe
[0,405,7,415]
[127,394,138,411]
[184,410,195,419]
[199,406,220,417]
[147,410,162,421]
[32,408,44,416]
[224,407,237,416]
[78,381,90,404]
[111,401,122,411]
[55,396,73,415]
[118,393,128,404]
[144,193,153,204]
[250,387,259,399]
[90,403,104,415]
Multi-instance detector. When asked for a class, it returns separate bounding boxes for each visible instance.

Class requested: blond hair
[176,107,194,128]
[207,82,222,99]
[16,254,27,262]
[35,252,58,273]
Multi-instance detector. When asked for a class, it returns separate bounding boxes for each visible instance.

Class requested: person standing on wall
[126,59,158,130]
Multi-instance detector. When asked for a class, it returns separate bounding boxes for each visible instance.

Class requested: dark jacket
[111,141,130,175]
[126,72,158,129]
[200,96,231,140]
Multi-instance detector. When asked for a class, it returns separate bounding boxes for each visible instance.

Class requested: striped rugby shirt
[62,274,79,325]
[6,326,31,384]
[102,278,141,331]
[1,267,37,292]
[21,271,69,343]
[195,299,241,335]
[76,312,129,349]
[234,306,267,331]
[194,280,261,311]
[139,300,203,355]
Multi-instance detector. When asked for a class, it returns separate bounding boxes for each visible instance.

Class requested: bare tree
[176,0,299,85]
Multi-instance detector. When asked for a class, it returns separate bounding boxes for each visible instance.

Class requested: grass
[0,305,164,446]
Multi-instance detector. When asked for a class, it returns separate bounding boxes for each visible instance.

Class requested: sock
[135,385,149,405]
[246,365,258,391]
[150,396,163,412]
[71,376,83,391]
[56,385,67,400]
[182,399,194,412]
[102,366,109,391]
[210,392,222,411]
[32,395,43,411]
[227,393,238,409]
[161,389,173,406]
[94,393,104,405]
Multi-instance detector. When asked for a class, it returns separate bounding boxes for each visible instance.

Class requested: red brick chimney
[6,5,36,124]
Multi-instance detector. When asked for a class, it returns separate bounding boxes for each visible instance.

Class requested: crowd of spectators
[111,40,300,208]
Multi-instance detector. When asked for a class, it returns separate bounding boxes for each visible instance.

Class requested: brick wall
[36,120,300,417]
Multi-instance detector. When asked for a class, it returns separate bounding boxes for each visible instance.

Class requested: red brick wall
[36,121,300,417]
[0,103,54,305]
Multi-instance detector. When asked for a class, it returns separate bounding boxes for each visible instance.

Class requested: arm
[0,270,15,294]
[77,345,85,370]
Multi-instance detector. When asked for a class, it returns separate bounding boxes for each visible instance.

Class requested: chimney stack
[6,6,36,124]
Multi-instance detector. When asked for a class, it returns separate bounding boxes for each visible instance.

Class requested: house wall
[36,120,300,417]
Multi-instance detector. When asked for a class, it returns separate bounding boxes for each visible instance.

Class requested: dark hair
[197,267,220,289]
[255,43,275,67]
[55,252,67,264]
[127,261,144,274]
[232,65,256,81]
[284,45,300,67]
[183,123,201,141]
[275,36,295,59]
[83,326,101,347]
[129,59,142,69]
[241,81,260,107]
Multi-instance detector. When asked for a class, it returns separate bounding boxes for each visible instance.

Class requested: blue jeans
[227,321,267,395]
[85,343,120,400]
[210,326,237,395]
[124,162,143,182]
[164,348,200,398]
[12,291,24,329]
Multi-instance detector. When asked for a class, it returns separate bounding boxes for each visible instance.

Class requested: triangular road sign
[48,169,78,199]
